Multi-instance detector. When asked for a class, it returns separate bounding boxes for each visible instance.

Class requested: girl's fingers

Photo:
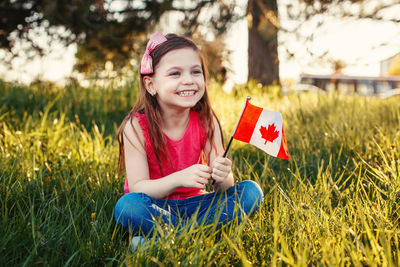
[197,164,212,173]
[212,168,224,178]
[198,170,211,179]
[197,177,209,185]
[214,157,232,166]
[213,160,232,172]
[193,182,206,189]
[213,165,230,175]
[211,175,224,183]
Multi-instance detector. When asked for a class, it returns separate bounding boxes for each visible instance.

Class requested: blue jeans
[114,180,264,236]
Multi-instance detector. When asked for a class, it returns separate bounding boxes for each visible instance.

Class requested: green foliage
[1,0,171,72]
[0,79,138,137]
[0,1,239,76]
[1,79,400,265]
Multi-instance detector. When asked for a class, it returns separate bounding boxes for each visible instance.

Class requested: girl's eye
[192,69,202,75]
[169,71,180,76]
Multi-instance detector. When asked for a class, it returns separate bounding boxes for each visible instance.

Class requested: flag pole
[222,96,251,157]
[222,136,233,157]
[212,96,250,185]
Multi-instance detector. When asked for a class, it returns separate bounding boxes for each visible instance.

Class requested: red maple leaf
[259,123,279,144]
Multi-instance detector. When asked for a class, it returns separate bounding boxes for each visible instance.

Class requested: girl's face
[144,47,205,112]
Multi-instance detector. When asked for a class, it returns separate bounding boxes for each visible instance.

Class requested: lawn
[1,79,399,266]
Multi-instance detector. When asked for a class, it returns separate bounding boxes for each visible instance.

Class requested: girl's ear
[143,76,156,96]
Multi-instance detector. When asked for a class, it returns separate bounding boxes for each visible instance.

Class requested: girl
[114,31,263,243]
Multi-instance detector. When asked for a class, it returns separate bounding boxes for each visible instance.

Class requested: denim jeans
[114,180,264,236]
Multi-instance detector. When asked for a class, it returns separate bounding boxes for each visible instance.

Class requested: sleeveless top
[124,110,208,200]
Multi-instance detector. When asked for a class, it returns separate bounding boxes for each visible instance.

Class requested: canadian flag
[232,100,289,159]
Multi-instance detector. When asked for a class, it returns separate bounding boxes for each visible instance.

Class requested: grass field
[1,79,399,266]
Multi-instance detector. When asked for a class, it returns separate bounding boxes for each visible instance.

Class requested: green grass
[1,78,399,265]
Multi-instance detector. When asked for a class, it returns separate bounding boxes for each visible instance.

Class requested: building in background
[299,73,400,95]
[380,52,400,76]
[299,52,400,96]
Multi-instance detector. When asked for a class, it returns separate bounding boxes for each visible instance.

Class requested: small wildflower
[91,212,96,221]
[391,143,396,149]
[348,228,356,237]
[45,162,52,173]
[301,203,309,210]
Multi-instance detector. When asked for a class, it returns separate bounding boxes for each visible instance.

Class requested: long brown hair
[117,33,224,175]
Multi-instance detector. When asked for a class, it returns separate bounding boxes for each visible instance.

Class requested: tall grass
[0,78,399,265]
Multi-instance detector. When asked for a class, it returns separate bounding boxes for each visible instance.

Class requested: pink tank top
[124,110,208,200]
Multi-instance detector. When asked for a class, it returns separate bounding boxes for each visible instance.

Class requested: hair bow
[140,31,167,75]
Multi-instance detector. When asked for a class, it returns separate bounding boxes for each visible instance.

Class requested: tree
[1,0,399,83]
[0,0,239,76]
[246,0,400,85]
[247,0,279,85]
[287,1,399,71]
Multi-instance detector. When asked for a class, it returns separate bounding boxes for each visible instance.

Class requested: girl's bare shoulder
[122,115,146,152]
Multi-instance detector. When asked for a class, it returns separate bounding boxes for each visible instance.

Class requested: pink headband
[140,31,168,75]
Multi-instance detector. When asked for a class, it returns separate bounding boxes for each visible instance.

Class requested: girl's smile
[177,89,198,97]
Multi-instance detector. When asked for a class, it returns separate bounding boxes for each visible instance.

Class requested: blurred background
[0,0,399,95]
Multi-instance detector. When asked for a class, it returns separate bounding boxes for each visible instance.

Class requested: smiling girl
[114,31,263,246]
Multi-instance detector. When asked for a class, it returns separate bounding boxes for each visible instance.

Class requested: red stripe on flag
[232,102,263,143]
[277,126,289,159]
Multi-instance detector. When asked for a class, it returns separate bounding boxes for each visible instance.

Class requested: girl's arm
[123,117,211,200]
[206,116,235,192]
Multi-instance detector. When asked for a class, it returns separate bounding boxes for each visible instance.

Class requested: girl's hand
[176,164,212,189]
[211,157,232,184]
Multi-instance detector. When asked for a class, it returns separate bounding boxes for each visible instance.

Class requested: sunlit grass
[0,78,399,265]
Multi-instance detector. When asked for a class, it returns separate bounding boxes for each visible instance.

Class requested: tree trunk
[247,0,279,85]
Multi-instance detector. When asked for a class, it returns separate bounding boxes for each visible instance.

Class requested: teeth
[178,91,195,96]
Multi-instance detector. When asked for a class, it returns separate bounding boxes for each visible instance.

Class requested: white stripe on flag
[249,109,282,156]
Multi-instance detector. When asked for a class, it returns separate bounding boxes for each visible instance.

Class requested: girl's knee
[114,192,150,228]
[237,180,264,215]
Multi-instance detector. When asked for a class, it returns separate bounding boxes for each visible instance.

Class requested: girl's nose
[181,72,194,84]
